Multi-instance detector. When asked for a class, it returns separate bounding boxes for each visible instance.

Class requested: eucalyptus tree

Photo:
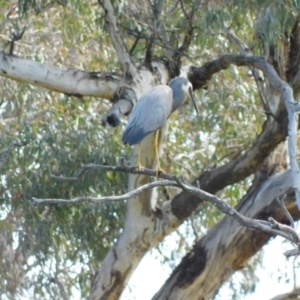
[0,0,300,299]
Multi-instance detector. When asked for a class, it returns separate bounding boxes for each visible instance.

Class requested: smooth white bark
[0,50,120,98]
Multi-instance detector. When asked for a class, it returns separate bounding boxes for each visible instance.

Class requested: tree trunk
[153,166,300,299]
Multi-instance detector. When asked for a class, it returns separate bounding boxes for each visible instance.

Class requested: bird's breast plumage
[122,85,173,145]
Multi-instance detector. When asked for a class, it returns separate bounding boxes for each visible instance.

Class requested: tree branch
[47,274,69,300]
[33,180,178,205]
[153,168,300,299]
[284,86,300,209]
[98,0,137,80]
[35,165,300,252]
[0,51,120,99]
[171,0,200,75]
[170,54,300,221]
[223,28,270,114]
[49,158,177,182]
[145,0,164,66]
[276,195,295,228]
[269,288,300,300]
[102,86,137,128]
[189,54,285,90]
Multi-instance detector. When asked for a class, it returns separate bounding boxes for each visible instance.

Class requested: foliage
[0,0,299,298]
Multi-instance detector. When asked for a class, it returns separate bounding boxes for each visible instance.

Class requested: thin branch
[284,248,300,257]
[223,28,271,114]
[9,26,26,55]
[172,0,201,72]
[49,275,69,300]
[42,270,69,300]
[276,195,295,228]
[178,181,300,247]
[268,217,300,245]
[36,165,300,255]
[145,0,164,66]
[190,56,300,211]
[179,0,189,20]
[98,0,137,80]
[49,158,177,182]
[32,180,178,205]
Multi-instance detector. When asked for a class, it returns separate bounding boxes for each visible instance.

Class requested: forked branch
[190,54,300,209]
[98,0,137,80]
[33,162,300,257]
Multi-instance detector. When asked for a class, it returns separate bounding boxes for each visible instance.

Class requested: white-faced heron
[122,77,198,174]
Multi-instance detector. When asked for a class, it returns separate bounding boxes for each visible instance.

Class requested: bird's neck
[172,89,185,112]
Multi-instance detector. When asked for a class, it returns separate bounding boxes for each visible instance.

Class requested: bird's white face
[181,81,193,96]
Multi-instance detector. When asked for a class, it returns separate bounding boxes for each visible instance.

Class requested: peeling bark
[86,52,300,299]
[153,168,300,300]
[102,86,137,128]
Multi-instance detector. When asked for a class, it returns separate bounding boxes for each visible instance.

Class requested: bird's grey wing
[122,86,173,145]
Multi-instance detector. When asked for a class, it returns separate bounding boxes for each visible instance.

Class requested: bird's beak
[189,87,199,114]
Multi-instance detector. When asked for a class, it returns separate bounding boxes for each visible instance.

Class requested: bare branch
[98,0,137,80]
[177,181,300,245]
[189,54,300,210]
[102,86,137,128]
[284,86,300,209]
[287,16,300,82]
[284,248,300,257]
[269,288,300,300]
[189,54,284,90]
[32,180,178,206]
[9,26,26,55]
[0,51,120,99]
[145,0,164,66]
[49,159,178,182]
[171,0,201,74]
[276,195,295,228]
[48,275,69,300]
[268,217,300,245]
[223,28,270,114]
[38,165,300,252]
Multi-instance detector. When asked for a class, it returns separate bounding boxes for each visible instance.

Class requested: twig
[49,159,178,182]
[43,271,69,300]
[178,180,300,246]
[9,26,26,55]
[284,248,300,257]
[98,0,137,80]
[172,0,200,70]
[223,28,270,115]
[276,195,295,228]
[190,55,300,212]
[268,217,300,245]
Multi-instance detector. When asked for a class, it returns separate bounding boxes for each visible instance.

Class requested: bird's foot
[155,167,166,177]
[137,162,144,171]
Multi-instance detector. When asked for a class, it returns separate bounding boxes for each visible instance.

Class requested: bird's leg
[154,129,165,176]
[137,143,143,170]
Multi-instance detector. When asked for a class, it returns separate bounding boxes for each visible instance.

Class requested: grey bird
[122,77,198,173]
